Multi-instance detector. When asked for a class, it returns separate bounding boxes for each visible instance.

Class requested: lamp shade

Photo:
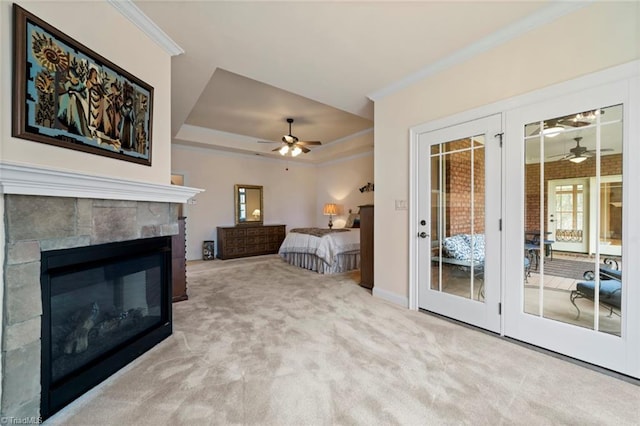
[252,209,261,217]
[569,156,587,164]
[323,203,338,216]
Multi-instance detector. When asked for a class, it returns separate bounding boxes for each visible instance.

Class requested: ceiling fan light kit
[532,109,606,138]
[569,156,588,164]
[260,118,322,157]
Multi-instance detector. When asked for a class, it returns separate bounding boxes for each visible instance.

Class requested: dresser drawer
[225,228,247,238]
[217,225,286,259]
[246,227,266,237]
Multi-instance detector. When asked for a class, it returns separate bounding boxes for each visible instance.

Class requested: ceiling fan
[548,137,613,163]
[258,118,321,157]
[528,109,604,138]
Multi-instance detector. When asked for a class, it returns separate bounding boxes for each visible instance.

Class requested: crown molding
[313,127,374,150]
[0,161,203,203]
[108,0,184,56]
[368,1,592,102]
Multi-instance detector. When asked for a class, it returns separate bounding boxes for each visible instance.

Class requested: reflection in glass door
[523,104,623,336]
[594,176,622,256]
[430,137,485,300]
[547,179,589,253]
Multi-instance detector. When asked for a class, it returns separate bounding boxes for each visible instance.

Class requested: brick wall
[444,140,486,235]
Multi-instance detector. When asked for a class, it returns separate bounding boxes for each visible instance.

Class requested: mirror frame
[234,184,264,226]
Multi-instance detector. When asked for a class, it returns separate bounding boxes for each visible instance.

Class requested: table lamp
[323,203,337,229]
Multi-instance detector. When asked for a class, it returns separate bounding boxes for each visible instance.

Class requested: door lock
[418,232,428,238]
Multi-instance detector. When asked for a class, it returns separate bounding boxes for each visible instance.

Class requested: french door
[416,114,502,333]
[504,80,635,376]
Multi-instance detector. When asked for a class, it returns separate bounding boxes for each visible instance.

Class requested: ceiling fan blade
[527,124,541,136]
[547,153,569,158]
[558,119,591,128]
[258,140,278,144]
[585,148,614,154]
[272,147,283,152]
[296,141,322,146]
[299,145,311,153]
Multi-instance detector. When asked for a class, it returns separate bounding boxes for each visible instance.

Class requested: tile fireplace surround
[0,161,202,418]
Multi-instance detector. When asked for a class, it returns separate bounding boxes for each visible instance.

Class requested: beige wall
[374,2,640,303]
[315,153,374,228]
[0,0,172,184]
[172,145,374,260]
[0,0,173,410]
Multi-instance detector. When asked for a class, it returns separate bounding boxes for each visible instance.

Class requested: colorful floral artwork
[13,5,154,166]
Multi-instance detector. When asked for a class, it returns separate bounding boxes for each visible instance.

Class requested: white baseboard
[372,287,408,308]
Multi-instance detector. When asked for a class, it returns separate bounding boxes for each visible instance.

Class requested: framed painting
[12,5,154,166]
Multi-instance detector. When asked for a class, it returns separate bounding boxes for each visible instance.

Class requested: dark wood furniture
[359,205,374,289]
[171,216,188,302]
[217,225,286,260]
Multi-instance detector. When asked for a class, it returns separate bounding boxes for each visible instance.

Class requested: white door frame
[547,177,590,253]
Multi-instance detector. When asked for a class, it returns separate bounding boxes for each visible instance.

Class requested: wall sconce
[359,182,374,193]
[323,203,338,229]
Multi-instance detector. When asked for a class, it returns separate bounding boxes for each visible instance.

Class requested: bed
[278,227,361,274]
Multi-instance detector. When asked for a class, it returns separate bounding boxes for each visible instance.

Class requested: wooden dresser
[359,205,374,289]
[217,225,286,260]
[171,216,188,302]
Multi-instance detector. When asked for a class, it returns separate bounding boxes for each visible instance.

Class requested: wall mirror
[235,184,263,225]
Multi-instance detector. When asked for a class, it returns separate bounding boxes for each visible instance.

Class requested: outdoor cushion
[575,280,621,309]
[442,234,485,263]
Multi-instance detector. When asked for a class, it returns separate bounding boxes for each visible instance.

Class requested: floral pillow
[442,234,471,261]
[463,234,485,263]
[442,233,485,263]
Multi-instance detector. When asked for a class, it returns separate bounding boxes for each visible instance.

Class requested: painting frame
[12,5,154,166]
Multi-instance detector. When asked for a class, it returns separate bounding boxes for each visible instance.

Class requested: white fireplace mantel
[0,161,203,203]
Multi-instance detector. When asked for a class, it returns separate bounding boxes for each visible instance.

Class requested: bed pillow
[345,213,360,228]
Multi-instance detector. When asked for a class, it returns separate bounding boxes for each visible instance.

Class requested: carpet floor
[47,255,640,425]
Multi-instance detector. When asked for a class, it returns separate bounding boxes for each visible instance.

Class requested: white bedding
[278,228,360,269]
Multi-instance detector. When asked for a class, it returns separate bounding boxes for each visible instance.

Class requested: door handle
[418,232,428,238]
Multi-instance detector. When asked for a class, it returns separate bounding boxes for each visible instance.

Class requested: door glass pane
[523,104,623,336]
[600,181,622,248]
[430,136,485,301]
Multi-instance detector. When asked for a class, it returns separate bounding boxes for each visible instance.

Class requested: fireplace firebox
[40,237,172,419]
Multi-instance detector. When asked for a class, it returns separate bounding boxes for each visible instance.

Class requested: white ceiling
[131,0,560,163]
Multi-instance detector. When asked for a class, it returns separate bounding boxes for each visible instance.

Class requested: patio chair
[569,258,622,319]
